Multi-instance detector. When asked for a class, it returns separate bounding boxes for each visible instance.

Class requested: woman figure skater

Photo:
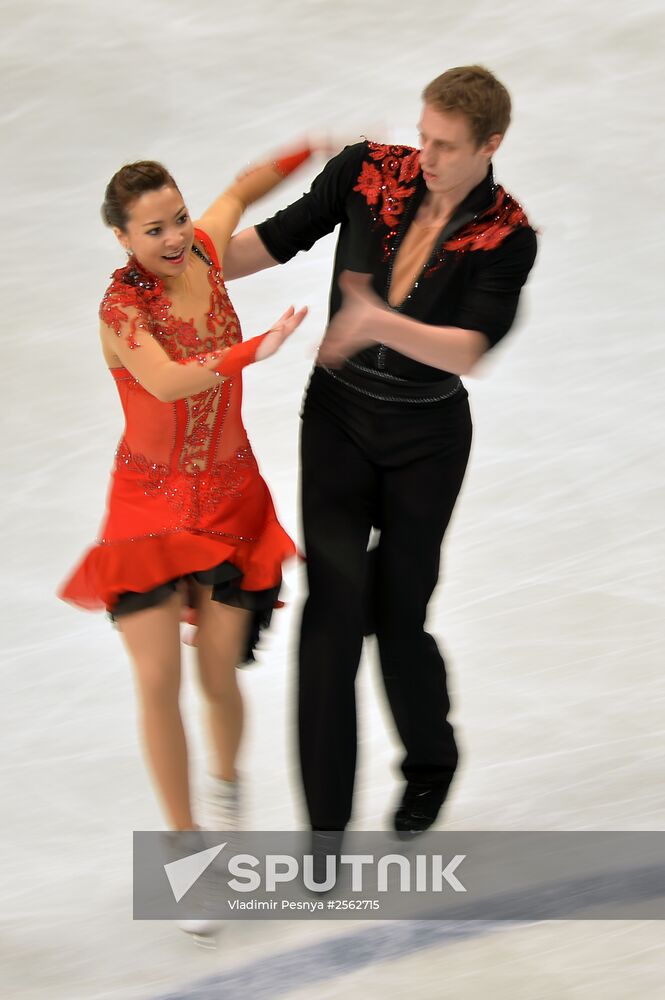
[59,147,314,928]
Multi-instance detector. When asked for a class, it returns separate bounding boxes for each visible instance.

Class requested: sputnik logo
[164,841,227,902]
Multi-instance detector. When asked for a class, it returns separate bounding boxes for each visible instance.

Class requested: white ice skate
[175,859,223,946]
[162,829,223,945]
[199,774,241,833]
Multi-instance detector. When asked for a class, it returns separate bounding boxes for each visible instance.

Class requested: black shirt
[257,141,537,383]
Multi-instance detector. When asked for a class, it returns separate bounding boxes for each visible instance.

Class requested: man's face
[417,103,501,198]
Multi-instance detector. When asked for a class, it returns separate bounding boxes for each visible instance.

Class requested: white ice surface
[1,1,664,997]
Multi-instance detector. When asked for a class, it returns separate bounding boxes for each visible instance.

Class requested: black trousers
[298,368,473,830]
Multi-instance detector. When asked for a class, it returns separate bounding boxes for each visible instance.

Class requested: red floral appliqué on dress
[98,249,255,519]
[100,257,240,362]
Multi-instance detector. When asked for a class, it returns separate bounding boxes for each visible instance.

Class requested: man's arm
[319,227,538,373]
[222,226,281,280]
[367,311,488,375]
[224,142,369,281]
[317,273,487,374]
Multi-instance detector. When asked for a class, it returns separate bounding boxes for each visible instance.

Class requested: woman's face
[114,184,195,279]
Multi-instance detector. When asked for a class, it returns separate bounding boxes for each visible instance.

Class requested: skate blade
[177,920,220,948]
[190,930,219,949]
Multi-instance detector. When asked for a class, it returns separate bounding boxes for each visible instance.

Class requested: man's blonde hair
[422,65,511,147]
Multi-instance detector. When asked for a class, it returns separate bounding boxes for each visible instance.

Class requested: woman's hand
[307,127,386,161]
[317,271,386,367]
[255,305,309,361]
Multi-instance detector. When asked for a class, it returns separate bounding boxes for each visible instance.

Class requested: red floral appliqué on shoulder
[354,142,420,230]
[426,187,530,277]
[100,255,241,362]
[100,263,164,350]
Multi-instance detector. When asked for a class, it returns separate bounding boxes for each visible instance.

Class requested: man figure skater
[225,65,537,837]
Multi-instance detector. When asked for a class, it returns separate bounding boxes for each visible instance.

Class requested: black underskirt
[110,561,280,664]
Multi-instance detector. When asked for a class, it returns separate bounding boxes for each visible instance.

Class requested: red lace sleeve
[99,262,160,350]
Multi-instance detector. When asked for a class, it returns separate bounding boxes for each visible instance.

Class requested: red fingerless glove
[273,147,312,177]
[213,333,269,377]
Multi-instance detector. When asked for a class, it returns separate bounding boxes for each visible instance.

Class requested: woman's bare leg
[119,593,194,830]
[191,583,251,781]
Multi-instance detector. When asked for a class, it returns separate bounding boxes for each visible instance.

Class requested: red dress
[59,229,295,635]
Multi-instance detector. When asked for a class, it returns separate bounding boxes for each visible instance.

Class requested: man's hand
[317,271,386,368]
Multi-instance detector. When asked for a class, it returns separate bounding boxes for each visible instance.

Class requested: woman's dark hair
[101,161,179,229]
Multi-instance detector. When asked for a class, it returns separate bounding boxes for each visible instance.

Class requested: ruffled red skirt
[59,444,296,658]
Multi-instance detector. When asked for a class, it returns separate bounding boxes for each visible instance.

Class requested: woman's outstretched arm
[197,144,315,263]
[101,303,307,402]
